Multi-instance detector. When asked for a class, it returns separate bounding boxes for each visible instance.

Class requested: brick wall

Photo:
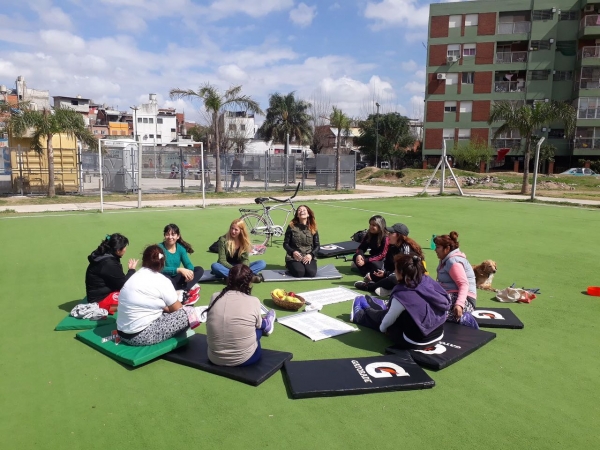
[425,128,443,150]
[429,44,448,67]
[472,100,491,122]
[427,73,446,95]
[430,16,449,38]
[473,71,492,94]
[426,101,444,122]
[477,12,496,36]
[475,42,495,65]
[471,128,490,144]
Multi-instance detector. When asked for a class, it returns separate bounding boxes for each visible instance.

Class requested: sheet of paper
[277,310,357,341]
[297,286,359,306]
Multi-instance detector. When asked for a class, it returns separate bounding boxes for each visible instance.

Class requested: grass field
[1,197,598,449]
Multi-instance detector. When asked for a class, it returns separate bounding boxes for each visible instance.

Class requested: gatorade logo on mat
[365,362,409,378]
[414,344,447,355]
[472,310,505,320]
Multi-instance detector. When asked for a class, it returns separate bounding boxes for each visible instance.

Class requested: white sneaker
[375,287,392,297]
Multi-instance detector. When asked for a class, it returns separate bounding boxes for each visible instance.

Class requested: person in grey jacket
[283,205,320,277]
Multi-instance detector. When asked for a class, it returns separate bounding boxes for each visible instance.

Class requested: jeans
[230,174,241,189]
[210,260,267,278]
[239,328,264,367]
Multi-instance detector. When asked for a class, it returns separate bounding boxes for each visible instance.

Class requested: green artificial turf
[1,197,599,449]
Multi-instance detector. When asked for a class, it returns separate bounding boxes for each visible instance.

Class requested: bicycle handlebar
[268,183,301,203]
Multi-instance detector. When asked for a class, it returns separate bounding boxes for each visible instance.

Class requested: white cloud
[208,0,294,19]
[364,0,429,29]
[403,80,425,95]
[114,12,147,33]
[289,3,317,28]
[39,30,85,53]
[414,69,426,80]
[217,64,247,82]
[401,60,418,71]
[329,2,341,10]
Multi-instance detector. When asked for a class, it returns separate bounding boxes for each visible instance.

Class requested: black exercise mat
[163,334,292,386]
[386,322,496,371]
[317,241,360,258]
[283,352,434,399]
[261,264,342,282]
[472,308,524,329]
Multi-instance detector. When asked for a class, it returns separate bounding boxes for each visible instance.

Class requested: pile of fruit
[271,288,302,303]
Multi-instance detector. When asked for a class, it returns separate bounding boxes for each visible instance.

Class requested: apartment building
[423,0,600,170]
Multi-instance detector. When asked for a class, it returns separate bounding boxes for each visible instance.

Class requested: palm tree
[170,84,263,192]
[258,92,313,146]
[488,101,576,194]
[8,107,97,197]
[329,106,352,191]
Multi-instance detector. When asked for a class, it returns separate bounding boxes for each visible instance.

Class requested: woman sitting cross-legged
[85,233,138,312]
[211,219,266,284]
[158,223,204,293]
[205,264,276,367]
[354,223,425,297]
[352,215,389,278]
[283,205,320,278]
[350,254,451,350]
[116,245,204,346]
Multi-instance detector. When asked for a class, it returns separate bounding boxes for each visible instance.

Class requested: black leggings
[164,266,204,291]
[367,274,397,293]
[353,254,384,277]
[286,260,318,278]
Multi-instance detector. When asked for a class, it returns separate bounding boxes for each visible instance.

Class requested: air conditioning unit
[437,73,447,80]
[447,55,459,63]
[585,5,594,12]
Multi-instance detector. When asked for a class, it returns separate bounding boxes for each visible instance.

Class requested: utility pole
[375,102,380,168]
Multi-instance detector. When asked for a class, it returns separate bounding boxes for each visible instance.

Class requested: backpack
[208,240,219,253]
[351,229,368,243]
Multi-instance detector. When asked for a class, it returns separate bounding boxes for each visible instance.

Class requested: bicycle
[238,183,301,248]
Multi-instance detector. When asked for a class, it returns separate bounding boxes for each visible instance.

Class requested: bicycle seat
[255,197,269,204]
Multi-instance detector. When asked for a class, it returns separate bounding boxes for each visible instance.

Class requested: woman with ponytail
[158,223,204,291]
[116,245,204,346]
[205,264,276,367]
[350,253,450,349]
[85,233,138,308]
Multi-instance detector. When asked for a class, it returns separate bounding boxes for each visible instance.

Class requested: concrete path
[2,184,599,214]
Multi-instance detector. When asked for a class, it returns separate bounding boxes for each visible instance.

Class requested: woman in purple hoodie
[350,253,450,349]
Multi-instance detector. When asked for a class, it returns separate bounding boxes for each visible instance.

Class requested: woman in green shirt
[158,223,204,292]
[283,205,320,278]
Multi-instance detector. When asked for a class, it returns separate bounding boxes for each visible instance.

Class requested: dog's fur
[473,260,497,291]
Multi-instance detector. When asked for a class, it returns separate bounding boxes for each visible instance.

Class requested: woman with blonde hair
[283,205,320,278]
[211,219,266,283]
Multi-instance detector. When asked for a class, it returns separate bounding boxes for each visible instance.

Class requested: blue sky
[0,0,450,124]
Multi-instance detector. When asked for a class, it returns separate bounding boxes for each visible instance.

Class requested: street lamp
[130,105,142,208]
[375,102,380,168]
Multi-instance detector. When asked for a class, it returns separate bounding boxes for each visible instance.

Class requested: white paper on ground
[297,286,359,306]
[276,310,357,341]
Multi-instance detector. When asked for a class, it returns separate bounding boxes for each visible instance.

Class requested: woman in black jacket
[85,233,138,306]
[283,205,320,278]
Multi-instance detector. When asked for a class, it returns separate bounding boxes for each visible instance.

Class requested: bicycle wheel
[240,213,270,247]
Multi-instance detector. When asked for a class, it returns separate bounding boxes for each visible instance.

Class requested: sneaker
[363,274,372,282]
[375,287,393,297]
[354,281,369,291]
[188,285,200,296]
[365,295,388,311]
[251,275,263,284]
[350,296,369,322]
[182,291,200,306]
[263,309,276,336]
[460,312,479,329]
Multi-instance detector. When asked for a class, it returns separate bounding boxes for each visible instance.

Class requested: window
[171,128,176,132]
[143,117,148,123]
[532,10,553,21]
[444,101,457,112]
[462,72,474,84]
[229,124,237,131]
[458,129,471,140]
[149,134,154,138]
[463,44,476,57]
[445,73,459,85]
[71,100,78,105]
[157,118,163,124]
[149,118,154,124]
[93,130,98,134]
[447,44,460,58]
[465,14,478,26]
[137,118,142,123]
[578,97,600,119]
[459,101,473,113]
[529,70,550,80]
[157,134,162,139]
[548,129,564,139]
[443,129,454,139]
[553,71,572,81]
[560,10,577,20]
[556,40,576,56]
[241,124,246,131]
[530,40,551,51]
[449,15,461,28]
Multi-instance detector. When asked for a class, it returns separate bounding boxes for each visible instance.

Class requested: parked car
[560,168,597,176]
[356,161,367,170]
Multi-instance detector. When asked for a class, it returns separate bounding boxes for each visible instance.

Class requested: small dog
[473,260,498,291]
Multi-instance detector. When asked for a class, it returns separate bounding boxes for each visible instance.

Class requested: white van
[380,161,390,169]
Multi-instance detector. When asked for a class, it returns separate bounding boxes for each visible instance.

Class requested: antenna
[421,140,464,195]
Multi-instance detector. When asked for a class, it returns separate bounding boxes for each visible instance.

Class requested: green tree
[329,106,352,190]
[8,107,97,197]
[488,101,576,194]
[258,92,312,146]
[170,84,263,192]
[450,140,494,172]
[356,112,414,167]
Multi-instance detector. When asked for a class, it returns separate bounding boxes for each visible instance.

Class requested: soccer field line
[317,201,413,217]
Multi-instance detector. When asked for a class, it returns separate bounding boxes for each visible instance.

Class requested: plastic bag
[495,287,536,304]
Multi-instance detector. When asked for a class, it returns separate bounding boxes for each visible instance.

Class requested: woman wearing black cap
[354,223,425,297]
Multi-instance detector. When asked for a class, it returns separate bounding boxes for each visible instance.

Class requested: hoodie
[85,252,135,303]
[390,275,451,336]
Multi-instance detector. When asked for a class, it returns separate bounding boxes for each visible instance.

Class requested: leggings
[164,266,204,291]
[286,260,318,278]
[352,254,384,277]
[366,274,397,293]
[446,293,476,323]
[119,308,189,346]
[239,329,264,367]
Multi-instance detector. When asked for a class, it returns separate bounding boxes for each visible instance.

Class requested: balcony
[497,22,531,35]
[492,138,521,149]
[577,79,600,90]
[495,51,527,63]
[580,46,600,59]
[574,138,600,149]
[494,80,525,93]
[579,15,600,37]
